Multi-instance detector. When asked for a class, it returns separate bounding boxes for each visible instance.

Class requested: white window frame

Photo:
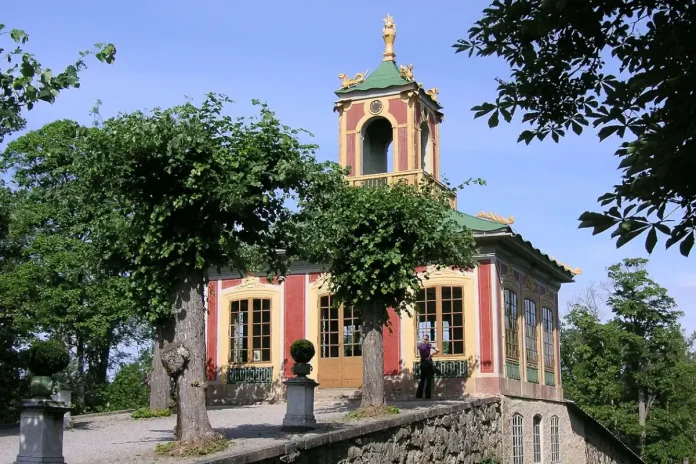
[551,415,560,462]
[512,414,524,464]
[533,415,542,463]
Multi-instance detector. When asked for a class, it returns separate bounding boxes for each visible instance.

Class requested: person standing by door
[416,334,438,399]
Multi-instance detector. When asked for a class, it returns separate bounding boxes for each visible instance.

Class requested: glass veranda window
[230,298,271,363]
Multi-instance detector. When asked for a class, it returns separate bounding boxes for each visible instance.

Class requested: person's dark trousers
[416,359,434,399]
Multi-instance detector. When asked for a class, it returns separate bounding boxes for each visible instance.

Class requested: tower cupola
[333,15,453,206]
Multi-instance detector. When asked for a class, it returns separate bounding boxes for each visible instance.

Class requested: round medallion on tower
[369,100,383,115]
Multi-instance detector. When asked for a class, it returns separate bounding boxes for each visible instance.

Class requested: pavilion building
[204,15,643,464]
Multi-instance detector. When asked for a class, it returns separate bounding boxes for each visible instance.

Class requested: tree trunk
[94,342,111,386]
[360,303,385,408]
[76,338,86,411]
[638,387,647,455]
[150,318,175,410]
[166,274,214,442]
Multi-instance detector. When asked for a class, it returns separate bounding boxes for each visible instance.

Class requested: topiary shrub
[27,339,70,376]
[290,339,315,364]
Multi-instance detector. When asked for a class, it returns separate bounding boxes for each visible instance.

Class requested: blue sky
[4,0,695,332]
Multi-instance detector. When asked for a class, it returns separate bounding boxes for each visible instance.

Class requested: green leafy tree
[0,120,142,412]
[302,181,478,407]
[104,349,152,411]
[455,1,696,256]
[79,94,343,443]
[0,23,115,142]
[561,258,696,462]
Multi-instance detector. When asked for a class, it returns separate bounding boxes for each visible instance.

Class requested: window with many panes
[525,298,538,365]
[319,295,339,358]
[230,298,271,363]
[512,414,524,464]
[504,289,519,360]
[551,415,560,462]
[533,415,542,463]
[543,307,555,370]
[415,286,464,356]
[319,295,362,358]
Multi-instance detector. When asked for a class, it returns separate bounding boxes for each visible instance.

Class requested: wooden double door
[317,295,363,388]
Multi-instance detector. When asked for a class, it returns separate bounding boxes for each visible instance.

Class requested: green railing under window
[228,366,273,384]
[506,361,521,380]
[413,360,468,379]
[527,366,539,384]
[545,370,556,386]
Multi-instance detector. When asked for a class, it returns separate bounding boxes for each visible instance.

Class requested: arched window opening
[420,121,432,174]
[361,117,393,175]
[550,415,560,462]
[512,414,524,464]
[533,415,542,463]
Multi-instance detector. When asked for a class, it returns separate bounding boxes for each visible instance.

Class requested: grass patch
[345,404,401,421]
[155,433,230,457]
[131,407,171,419]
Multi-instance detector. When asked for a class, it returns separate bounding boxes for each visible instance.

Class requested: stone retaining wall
[202,397,502,464]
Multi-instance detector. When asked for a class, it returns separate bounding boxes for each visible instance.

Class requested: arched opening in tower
[361,117,393,175]
[420,121,432,174]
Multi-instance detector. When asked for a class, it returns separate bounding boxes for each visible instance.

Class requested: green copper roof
[335,61,412,94]
[449,210,509,233]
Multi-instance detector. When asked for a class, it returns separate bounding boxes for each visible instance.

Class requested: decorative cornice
[236,275,263,291]
[551,257,582,275]
[418,265,466,280]
[523,275,539,294]
[310,273,332,291]
[475,211,514,225]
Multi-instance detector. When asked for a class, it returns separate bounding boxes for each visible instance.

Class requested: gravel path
[0,400,454,464]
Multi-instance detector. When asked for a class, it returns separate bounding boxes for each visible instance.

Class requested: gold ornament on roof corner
[399,64,414,81]
[475,211,514,225]
[551,257,582,275]
[426,88,439,101]
[382,14,396,61]
[338,70,369,90]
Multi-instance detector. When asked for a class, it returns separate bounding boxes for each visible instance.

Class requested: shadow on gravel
[117,430,174,444]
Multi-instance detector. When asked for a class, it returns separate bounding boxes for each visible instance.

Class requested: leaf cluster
[457,0,696,255]
[78,94,345,319]
[302,180,478,323]
[0,24,116,143]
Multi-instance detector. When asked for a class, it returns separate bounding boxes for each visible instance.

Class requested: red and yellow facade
[204,15,576,405]
[205,255,571,404]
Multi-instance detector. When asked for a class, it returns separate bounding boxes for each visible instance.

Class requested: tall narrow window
[533,415,542,463]
[416,286,465,356]
[525,298,538,366]
[343,306,362,357]
[551,415,560,462]
[543,307,555,369]
[441,286,464,355]
[230,298,271,363]
[504,289,519,359]
[416,287,438,347]
[320,295,339,358]
[512,414,524,464]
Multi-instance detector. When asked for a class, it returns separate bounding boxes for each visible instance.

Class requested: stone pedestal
[51,390,72,429]
[281,377,319,432]
[16,399,70,464]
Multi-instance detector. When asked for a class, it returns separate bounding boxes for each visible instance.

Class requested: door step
[315,388,361,402]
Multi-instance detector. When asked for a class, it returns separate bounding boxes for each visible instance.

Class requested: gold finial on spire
[382,14,396,62]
